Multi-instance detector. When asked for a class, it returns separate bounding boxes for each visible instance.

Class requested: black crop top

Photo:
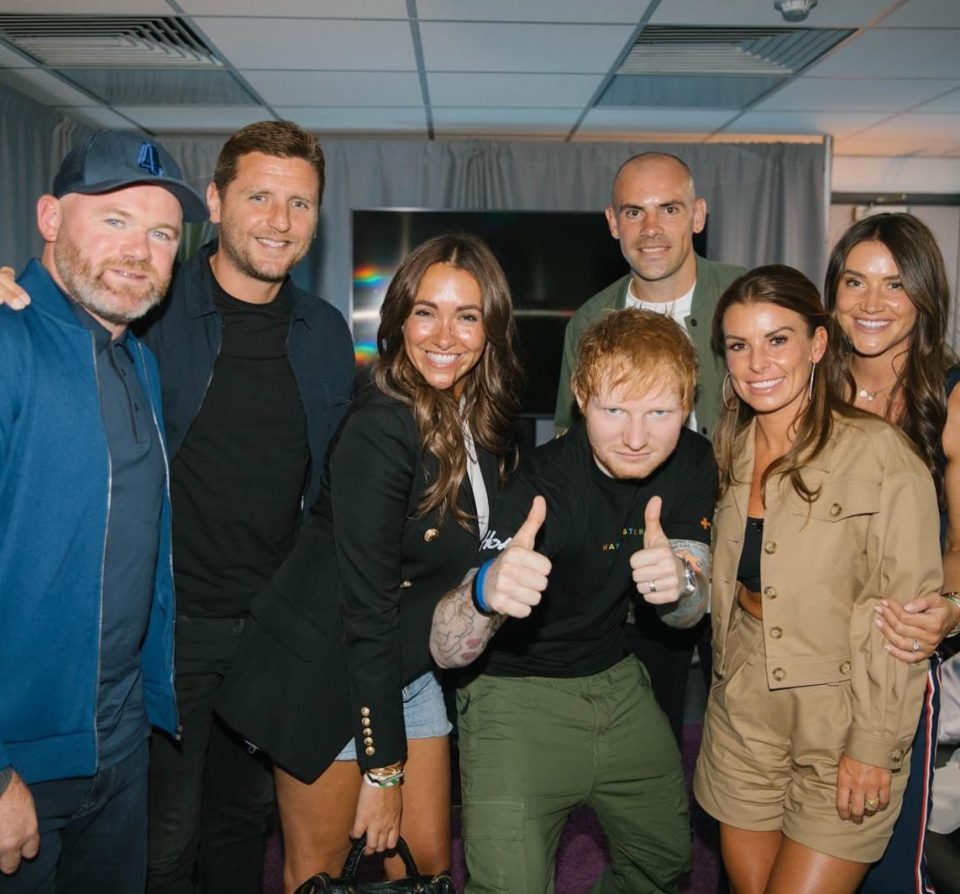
[737,517,764,592]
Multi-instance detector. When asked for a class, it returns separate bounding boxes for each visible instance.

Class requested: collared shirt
[69,298,164,768]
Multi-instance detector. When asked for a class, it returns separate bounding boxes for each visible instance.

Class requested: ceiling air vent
[620,25,853,76]
[0,15,221,67]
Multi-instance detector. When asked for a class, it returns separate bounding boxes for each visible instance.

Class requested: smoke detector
[775,0,818,22]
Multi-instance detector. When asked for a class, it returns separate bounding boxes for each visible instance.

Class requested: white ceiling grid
[0,0,954,157]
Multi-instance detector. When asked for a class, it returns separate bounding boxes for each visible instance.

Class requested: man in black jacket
[142,122,354,894]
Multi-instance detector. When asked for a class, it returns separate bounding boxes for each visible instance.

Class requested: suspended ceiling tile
[647,0,892,28]
[428,72,602,107]
[431,107,581,131]
[272,106,428,133]
[57,68,256,105]
[724,109,892,136]
[856,111,960,140]
[114,104,270,131]
[194,17,417,70]
[55,104,138,129]
[178,0,406,15]
[915,87,960,113]
[808,29,960,78]
[579,106,735,134]
[833,136,960,157]
[879,0,960,28]
[417,0,651,23]
[756,77,960,112]
[419,21,635,73]
[244,70,423,106]
[598,74,783,109]
[0,67,96,106]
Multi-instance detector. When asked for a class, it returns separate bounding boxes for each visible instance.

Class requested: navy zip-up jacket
[140,240,354,512]
[0,260,177,783]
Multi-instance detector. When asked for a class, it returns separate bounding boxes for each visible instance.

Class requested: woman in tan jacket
[693,265,943,894]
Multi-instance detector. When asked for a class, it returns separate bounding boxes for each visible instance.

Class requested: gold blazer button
[424,528,439,542]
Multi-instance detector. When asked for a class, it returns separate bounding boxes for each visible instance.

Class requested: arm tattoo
[430,569,506,669]
[656,539,711,629]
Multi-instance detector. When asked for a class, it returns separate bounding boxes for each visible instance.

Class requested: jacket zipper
[90,332,109,768]
[137,342,181,741]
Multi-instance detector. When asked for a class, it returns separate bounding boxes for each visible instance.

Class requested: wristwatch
[677,556,697,599]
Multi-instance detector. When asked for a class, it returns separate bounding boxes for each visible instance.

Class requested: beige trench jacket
[711,412,942,770]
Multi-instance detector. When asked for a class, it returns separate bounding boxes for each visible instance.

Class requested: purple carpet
[263,723,720,893]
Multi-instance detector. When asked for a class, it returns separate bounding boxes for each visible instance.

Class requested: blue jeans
[147,615,274,894]
[0,739,148,894]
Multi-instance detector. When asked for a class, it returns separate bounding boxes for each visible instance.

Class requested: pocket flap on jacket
[797,480,879,523]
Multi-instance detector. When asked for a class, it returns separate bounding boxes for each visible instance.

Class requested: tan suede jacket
[711,413,942,770]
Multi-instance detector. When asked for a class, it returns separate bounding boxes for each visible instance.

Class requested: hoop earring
[808,360,817,401]
[722,373,739,411]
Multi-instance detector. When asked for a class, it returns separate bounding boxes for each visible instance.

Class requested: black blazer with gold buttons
[216,386,499,782]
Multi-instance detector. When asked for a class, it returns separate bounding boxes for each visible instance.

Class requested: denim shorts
[334,669,451,762]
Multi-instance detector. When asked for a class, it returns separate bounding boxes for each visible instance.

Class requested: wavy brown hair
[712,265,860,503]
[374,233,522,529]
[824,212,954,502]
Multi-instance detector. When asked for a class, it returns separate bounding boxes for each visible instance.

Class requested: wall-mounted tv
[352,209,707,417]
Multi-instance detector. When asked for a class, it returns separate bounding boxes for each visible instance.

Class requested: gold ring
[649,579,657,593]
[864,797,880,811]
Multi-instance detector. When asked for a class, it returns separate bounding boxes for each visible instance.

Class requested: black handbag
[293,835,456,894]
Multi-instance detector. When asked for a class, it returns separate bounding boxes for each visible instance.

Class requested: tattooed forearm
[656,539,711,629]
[430,570,506,668]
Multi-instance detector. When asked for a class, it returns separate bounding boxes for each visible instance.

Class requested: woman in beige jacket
[692,265,943,894]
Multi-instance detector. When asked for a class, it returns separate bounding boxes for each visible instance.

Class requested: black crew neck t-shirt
[476,421,717,678]
[170,277,309,617]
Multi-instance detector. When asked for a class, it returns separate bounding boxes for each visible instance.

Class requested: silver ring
[912,638,921,654]
[649,579,658,593]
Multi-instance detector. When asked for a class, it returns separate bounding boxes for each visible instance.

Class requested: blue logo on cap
[137,142,165,178]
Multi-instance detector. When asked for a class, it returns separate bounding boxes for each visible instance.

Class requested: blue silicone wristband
[471,560,496,616]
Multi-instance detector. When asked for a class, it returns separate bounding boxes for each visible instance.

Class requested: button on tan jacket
[711,412,942,770]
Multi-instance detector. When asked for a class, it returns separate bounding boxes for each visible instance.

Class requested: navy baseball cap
[52,130,208,222]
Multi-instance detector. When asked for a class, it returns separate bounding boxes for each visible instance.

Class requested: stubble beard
[54,235,168,326]
[218,217,309,285]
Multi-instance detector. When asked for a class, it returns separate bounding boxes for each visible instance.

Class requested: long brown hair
[824,212,954,501]
[374,233,522,529]
[712,264,857,502]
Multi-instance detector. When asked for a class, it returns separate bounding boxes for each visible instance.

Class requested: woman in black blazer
[217,233,522,890]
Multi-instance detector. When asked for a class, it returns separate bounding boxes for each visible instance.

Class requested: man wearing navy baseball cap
[0,130,205,892]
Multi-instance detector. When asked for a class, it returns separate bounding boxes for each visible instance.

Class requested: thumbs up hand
[630,496,695,605]
[477,496,552,619]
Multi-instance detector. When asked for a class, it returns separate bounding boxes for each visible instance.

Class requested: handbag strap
[339,834,422,880]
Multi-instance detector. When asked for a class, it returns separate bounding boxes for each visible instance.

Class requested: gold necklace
[857,383,892,402]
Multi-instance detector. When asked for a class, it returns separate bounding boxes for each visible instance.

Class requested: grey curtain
[1,84,90,269]
[154,136,826,321]
[2,82,827,325]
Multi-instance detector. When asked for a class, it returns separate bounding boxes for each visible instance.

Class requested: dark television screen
[352,209,707,416]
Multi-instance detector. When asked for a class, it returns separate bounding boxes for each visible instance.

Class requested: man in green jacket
[554,152,743,440]
[554,152,744,744]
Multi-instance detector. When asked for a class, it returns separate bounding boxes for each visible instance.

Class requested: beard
[217,215,311,284]
[54,235,169,326]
